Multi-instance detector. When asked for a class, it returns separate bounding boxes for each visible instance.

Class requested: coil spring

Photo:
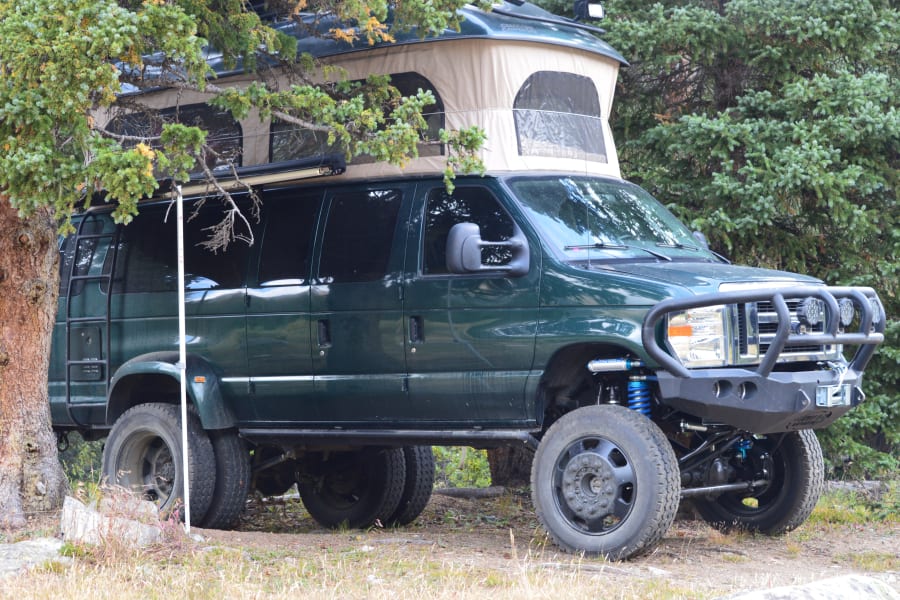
[627,376,652,416]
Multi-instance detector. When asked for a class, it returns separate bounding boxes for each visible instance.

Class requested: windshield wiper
[656,242,701,251]
[564,242,672,262]
[564,242,628,250]
[656,242,731,264]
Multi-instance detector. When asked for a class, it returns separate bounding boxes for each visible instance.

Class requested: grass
[3,481,898,599]
[838,551,900,572]
[808,482,900,527]
[5,541,720,600]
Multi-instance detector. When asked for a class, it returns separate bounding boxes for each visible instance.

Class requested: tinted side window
[423,187,515,275]
[318,189,403,283]
[257,192,323,286]
[113,202,252,293]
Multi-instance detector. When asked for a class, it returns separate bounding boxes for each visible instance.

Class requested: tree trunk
[0,200,68,528]
[487,446,533,487]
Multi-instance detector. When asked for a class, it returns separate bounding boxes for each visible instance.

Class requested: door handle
[317,319,332,347]
[409,316,424,343]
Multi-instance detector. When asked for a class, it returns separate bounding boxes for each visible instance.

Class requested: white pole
[175,185,192,532]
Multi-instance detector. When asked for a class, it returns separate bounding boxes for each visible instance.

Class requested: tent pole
[175,185,192,532]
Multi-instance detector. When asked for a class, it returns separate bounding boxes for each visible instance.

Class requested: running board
[238,428,540,452]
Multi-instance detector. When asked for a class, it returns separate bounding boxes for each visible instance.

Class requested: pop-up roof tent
[101,1,628,185]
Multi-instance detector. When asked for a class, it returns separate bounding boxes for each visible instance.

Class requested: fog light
[869,297,884,325]
[838,298,855,327]
[797,297,825,327]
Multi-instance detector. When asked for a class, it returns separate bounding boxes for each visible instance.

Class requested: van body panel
[305,185,412,424]
[245,189,324,423]
[400,179,542,425]
[245,284,315,422]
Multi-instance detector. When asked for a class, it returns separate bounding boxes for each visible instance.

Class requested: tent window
[270,72,444,164]
[107,104,243,171]
[513,71,606,162]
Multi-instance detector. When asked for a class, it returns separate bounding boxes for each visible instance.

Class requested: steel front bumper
[641,286,885,434]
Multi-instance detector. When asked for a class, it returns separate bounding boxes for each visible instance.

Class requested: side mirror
[692,230,710,250]
[573,0,605,21]
[446,222,530,277]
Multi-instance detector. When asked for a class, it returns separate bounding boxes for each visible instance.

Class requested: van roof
[202,1,627,78]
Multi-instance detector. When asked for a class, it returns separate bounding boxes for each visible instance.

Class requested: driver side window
[422,187,515,275]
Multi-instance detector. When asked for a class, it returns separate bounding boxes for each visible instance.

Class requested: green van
[49,2,885,559]
[51,170,884,558]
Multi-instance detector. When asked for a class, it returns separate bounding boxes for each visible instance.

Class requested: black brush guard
[641,286,885,433]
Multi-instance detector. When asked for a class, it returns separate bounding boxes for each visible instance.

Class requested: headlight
[667,305,728,367]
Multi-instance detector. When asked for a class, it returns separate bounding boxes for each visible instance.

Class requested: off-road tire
[298,448,406,529]
[102,403,215,523]
[199,429,251,529]
[531,404,680,560]
[693,430,824,534]
[385,446,435,526]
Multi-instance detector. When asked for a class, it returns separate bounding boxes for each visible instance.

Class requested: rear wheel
[298,448,406,529]
[694,430,824,534]
[102,403,215,522]
[531,404,680,560]
[199,430,250,529]
[385,446,435,526]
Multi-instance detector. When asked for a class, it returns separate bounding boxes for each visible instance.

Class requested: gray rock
[825,480,889,501]
[0,538,70,579]
[60,495,162,547]
[719,574,900,600]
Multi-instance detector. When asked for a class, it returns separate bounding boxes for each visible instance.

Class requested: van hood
[594,261,822,293]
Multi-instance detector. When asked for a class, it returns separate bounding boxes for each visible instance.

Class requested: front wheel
[102,403,216,522]
[693,430,824,534]
[531,404,680,560]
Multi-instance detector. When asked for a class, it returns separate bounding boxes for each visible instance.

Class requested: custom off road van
[50,2,885,559]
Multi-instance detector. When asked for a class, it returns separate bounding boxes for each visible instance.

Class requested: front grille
[741,298,834,363]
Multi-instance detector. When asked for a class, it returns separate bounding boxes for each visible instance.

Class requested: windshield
[507,176,717,262]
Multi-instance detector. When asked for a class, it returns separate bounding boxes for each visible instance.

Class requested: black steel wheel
[199,429,251,529]
[531,404,680,560]
[385,446,435,526]
[251,446,299,497]
[298,448,406,529]
[102,403,215,522]
[694,430,824,534]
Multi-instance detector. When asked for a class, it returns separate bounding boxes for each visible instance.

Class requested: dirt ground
[197,487,900,597]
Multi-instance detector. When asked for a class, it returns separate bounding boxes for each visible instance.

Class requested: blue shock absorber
[736,438,753,460]
[627,376,653,416]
